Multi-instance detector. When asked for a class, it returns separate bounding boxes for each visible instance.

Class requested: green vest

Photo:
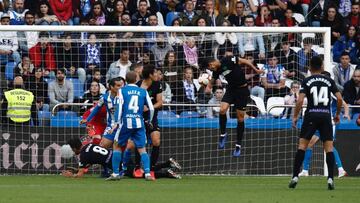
[4,89,34,123]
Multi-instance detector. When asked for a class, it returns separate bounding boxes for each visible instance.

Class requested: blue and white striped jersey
[86,91,120,126]
[118,84,154,129]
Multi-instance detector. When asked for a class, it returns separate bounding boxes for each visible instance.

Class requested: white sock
[220,133,227,137]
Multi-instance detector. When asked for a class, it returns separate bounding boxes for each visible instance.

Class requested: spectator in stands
[82,33,101,74]
[283,8,298,44]
[308,0,332,27]
[183,36,199,68]
[1,76,38,126]
[277,38,303,81]
[160,0,182,26]
[301,0,310,22]
[14,55,34,82]
[82,80,102,104]
[333,25,359,64]
[29,32,56,77]
[241,0,262,16]
[144,14,159,50]
[72,0,94,25]
[266,0,287,20]
[27,67,49,111]
[207,87,228,118]
[163,51,181,89]
[333,52,356,92]
[264,17,282,52]
[127,0,158,15]
[9,0,28,25]
[131,0,151,26]
[48,68,74,111]
[237,15,266,61]
[178,0,200,26]
[201,0,224,26]
[150,33,174,67]
[35,0,61,37]
[140,51,155,66]
[286,0,303,14]
[283,81,305,118]
[343,69,360,115]
[101,33,121,73]
[56,33,86,84]
[106,48,131,82]
[194,16,214,65]
[244,53,265,101]
[213,20,238,59]
[215,0,237,18]
[0,13,21,67]
[255,4,272,27]
[168,18,184,46]
[106,0,127,25]
[228,1,245,26]
[297,37,318,75]
[118,12,134,40]
[260,52,287,98]
[86,68,106,94]
[86,1,106,26]
[49,0,73,25]
[320,5,346,45]
[173,66,198,113]
[18,11,38,55]
[344,3,360,27]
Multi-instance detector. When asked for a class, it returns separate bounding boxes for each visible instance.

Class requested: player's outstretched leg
[333,147,347,178]
[219,102,229,149]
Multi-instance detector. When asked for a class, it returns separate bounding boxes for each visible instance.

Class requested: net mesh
[0,28,328,175]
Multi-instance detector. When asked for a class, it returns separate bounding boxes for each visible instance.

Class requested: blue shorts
[102,126,117,141]
[115,127,147,148]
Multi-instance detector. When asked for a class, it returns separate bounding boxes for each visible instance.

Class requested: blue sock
[140,152,150,174]
[303,148,312,171]
[122,149,132,171]
[333,147,343,168]
[112,150,122,175]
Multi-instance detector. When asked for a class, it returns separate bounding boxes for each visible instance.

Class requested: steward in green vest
[1,76,38,126]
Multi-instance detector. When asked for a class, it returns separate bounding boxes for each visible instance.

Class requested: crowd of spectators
[0,0,360,123]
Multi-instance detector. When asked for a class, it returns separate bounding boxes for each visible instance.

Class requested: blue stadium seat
[5,62,16,80]
[352,113,360,120]
[50,111,80,127]
[38,111,51,126]
[158,111,177,119]
[179,111,200,118]
[67,78,84,99]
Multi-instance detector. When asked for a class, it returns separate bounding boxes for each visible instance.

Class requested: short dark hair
[67,138,82,150]
[139,0,148,5]
[142,64,156,79]
[108,77,122,88]
[56,68,66,75]
[310,56,323,70]
[120,48,130,53]
[126,71,138,84]
[244,15,255,21]
[303,37,313,45]
[340,51,350,58]
[25,10,35,17]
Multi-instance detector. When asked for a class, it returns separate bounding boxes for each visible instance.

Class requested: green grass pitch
[0,175,359,203]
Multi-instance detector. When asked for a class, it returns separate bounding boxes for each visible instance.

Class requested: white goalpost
[0,25,331,175]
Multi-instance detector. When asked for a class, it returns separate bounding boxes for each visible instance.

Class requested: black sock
[292,149,305,179]
[135,150,141,169]
[219,114,227,135]
[151,146,160,170]
[326,152,335,180]
[236,121,245,145]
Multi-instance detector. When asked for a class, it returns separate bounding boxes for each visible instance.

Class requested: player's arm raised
[292,92,306,128]
[80,96,105,124]
[238,57,264,74]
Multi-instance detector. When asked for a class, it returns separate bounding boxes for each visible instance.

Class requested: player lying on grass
[61,138,112,178]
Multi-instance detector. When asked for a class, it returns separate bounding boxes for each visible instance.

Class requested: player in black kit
[207,55,263,157]
[289,56,343,190]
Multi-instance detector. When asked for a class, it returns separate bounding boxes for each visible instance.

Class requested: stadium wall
[1,127,358,176]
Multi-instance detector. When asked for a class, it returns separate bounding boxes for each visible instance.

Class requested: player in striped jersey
[107,71,155,181]
[80,77,125,148]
